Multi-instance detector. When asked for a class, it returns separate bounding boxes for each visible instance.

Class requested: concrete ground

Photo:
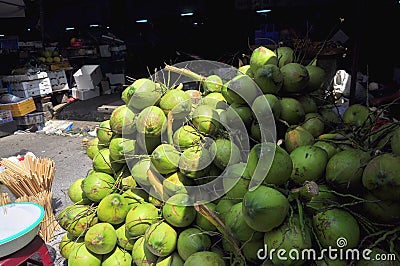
[0,92,125,265]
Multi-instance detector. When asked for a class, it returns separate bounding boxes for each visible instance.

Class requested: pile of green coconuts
[58,45,400,266]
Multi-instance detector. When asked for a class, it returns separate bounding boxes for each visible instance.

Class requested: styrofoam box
[73,65,103,90]
[2,72,48,83]
[105,73,125,85]
[72,86,100,101]
[11,78,52,98]
[47,70,69,91]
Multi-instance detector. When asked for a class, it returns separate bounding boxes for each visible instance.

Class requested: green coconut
[176,227,212,260]
[163,171,193,197]
[67,242,102,266]
[215,197,235,222]
[313,208,360,249]
[115,224,136,251]
[125,202,159,237]
[109,105,137,135]
[128,78,162,110]
[254,64,283,94]
[67,177,91,204]
[81,170,116,202]
[136,133,162,155]
[391,127,400,155]
[84,222,117,255]
[102,246,133,266]
[202,92,227,109]
[275,46,294,68]
[325,149,370,192]
[93,147,124,175]
[191,104,220,136]
[151,144,181,175]
[319,106,340,128]
[263,215,312,266]
[252,94,282,120]
[97,193,130,224]
[184,251,225,266]
[301,112,325,138]
[305,184,339,214]
[156,252,184,266]
[209,138,242,170]
[136,106,167,137]
[97,120,114,147]
[131,236,158,266]
[86,137,101,159]
[343,104,371,128]
[361,193,400,224]
[222,162,251,203]
[224,102,253,128]
[162,193,196,227]
[173,125,202,151]
[362,153,400,202]
[246,142,292,186]
[221,74,260,105]
[284,126,315,153]
[225,202,260,242]
[109,136,136,163]
[178,146,212,179]
[313,140,339,159]
[59,233,83,259]
[185,89,202,109]
[195,202,217,232]
[238,64,254,78]
[203,74,224,93]
[130,158,151,186]
[290,145,328,184]
[242,239,264,264]
[58,204,98,237]
[298,95,318,113]
[305,65,326,91]
[122,187,148,206]
[249,46,278,74]
[159,89,192,119]
[280,97,305,125]
[145,221,177,257]
[280,63,310,93]
[242,185,289,232]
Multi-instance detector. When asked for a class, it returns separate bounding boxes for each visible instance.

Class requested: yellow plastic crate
[0,97,36,117]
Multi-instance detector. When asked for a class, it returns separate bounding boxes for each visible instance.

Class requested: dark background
[0,0,399,83]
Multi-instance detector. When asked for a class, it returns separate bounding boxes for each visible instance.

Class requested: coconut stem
[147,169,164,201]
[164,65,205,82]
[167,111,174,145]
[194,203,247,264]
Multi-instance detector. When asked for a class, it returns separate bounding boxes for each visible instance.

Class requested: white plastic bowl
[0,202,45,258]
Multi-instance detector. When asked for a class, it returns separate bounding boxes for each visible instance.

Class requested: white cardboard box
[72,86,100,101]
[73,65,103,90]
[11,78,52,98]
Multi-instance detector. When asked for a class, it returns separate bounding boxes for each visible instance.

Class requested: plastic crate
[0,97,36,117]
[14,112,45,126]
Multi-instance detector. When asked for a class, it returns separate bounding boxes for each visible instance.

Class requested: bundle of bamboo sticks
[0,155,59,242]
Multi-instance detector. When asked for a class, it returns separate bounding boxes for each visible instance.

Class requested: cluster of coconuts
[57,45,400,266]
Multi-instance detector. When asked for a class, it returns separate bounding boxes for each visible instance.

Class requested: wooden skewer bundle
[16,191,60,242]
[0,156,58,242]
